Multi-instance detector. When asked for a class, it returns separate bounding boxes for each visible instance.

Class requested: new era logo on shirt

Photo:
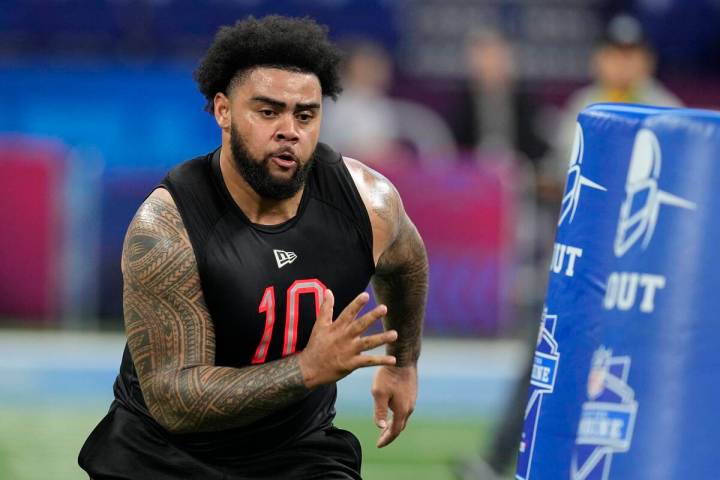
[273,249,297,269]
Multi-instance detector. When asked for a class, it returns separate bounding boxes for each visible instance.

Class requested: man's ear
[214,92,231,129]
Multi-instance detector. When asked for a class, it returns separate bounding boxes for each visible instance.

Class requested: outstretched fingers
[351,304,387,335]
[354,354,396,369]
[336,292,370,326]
[347,303,395,369]
[318,289,335,325]
[357,330,397,352]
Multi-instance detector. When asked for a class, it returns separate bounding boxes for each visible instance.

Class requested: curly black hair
[194,15,343,113]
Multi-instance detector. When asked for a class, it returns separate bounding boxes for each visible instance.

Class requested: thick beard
[229,124,314,200]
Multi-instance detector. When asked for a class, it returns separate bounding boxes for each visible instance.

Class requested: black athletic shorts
[79,404,362,479]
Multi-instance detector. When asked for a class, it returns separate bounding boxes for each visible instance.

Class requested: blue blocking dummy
[516,104,720,480]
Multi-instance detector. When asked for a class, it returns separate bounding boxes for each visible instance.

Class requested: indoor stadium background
[1,1,719,479]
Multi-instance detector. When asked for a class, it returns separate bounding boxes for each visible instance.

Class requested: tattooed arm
[345,158,429,447]
[123,188,395,434]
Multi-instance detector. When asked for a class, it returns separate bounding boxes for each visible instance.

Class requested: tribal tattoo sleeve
[122,189,308,434]
[370,188,428,367]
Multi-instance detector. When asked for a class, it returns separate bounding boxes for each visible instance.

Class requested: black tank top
[112,143,374,462]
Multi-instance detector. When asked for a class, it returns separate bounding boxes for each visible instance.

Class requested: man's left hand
[371,365,417,448]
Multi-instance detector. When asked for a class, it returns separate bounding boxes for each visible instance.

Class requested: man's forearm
[148,355,308,434]
[123,192,310,435]
[371,226,428,367]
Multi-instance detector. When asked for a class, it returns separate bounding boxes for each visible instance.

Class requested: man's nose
[275,114,299,143]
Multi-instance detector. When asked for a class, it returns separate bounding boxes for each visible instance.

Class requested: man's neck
[219,147,305,225]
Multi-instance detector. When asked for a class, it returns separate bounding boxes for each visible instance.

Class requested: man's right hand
[297,290,397,389]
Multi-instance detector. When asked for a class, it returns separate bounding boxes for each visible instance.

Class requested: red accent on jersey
[282,278,326,357]
[251,286,276,364]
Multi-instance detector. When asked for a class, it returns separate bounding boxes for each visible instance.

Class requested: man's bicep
[120,190,311,433]
[122,189,215,383]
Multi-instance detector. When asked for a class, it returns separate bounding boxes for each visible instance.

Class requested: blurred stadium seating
[3,0,720,329]
[0,61,522,334]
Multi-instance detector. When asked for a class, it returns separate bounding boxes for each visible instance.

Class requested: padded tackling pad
[516,104,720,480]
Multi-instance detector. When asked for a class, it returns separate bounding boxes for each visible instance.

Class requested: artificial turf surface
[0,408,490,480]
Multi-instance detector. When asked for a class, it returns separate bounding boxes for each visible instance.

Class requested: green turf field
[0,408,490,480]
[337,415,491,480]
[0,333,521,479]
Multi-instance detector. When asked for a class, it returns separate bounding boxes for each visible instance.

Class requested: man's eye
[260,110,276,117]
[297,113,312,122]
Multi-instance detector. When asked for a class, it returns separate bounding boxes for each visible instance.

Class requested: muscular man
[78,15,428,479]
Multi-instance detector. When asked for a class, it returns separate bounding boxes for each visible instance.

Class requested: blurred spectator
[450,30,549,164]
[321,39,456,166]
[453,22,687,478]
[321,40,397,159]
[452,31,552,480]
[548,14,682,184]
[450,30,553,334]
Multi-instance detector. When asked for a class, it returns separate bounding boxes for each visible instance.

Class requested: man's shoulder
[129,189,183,235]
[122,188,192,279]
[341,156,403,261]
[164,149,217,185]
[565,84,601,110]
[342,157,398,206]
[643,80,683,107]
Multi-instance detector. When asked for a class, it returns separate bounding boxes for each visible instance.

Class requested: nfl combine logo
[571,347,638,480]
[516,308,560,480]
